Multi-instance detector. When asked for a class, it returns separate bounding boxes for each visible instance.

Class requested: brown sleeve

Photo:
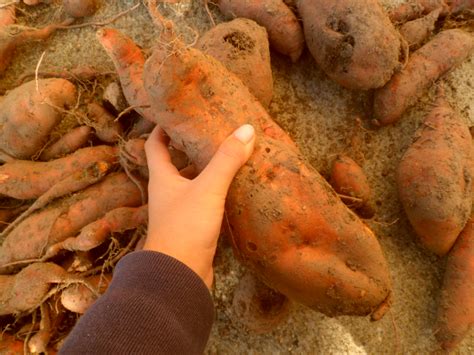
[60,251,215,354]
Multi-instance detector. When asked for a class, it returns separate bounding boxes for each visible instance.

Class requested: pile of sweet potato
[1,0,473,352]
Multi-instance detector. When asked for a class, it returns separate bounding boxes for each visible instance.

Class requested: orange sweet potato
[0,145,117,200]
[60,274,110,314]
[388,0,449,23]
[397,90,472,256]
[330,155,375,218]
[399,8,441,49]
[435,215,474,351]
[87,102,123,143]
[298,0,402,90]
[143,31,392,317]
[39,125,92,161]
[373,29,474,126]
[196,18,273,107]
[0,78,77,159]
[0,173,145,272]
[232,271,290,333]
[217,0,304,62]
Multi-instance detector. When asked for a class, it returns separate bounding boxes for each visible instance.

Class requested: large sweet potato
[0,173,145,272]
[397,90,472,256]
[143,33,392,317]
[196,18,273,107]
[435,215,474,351]
[0,78,77,159]
[298,0,402,90]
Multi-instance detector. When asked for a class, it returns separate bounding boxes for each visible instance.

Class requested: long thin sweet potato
[435,215,474,351]
[217,0,304,62]
[143,27,392,317]
[60,274,111,314]
[374,29,474,126]
[196,18,273,107]
[298,0,402,90]
[0,145,117,200]
[397,89,472,256]
[0,78,77,159]
[0,173,145,272]
[39,125,92,161]
[388,0,449,23]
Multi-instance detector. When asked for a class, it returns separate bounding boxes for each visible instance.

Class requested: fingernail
[234,124,255,144]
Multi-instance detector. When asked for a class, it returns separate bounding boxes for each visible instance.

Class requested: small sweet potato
[435,215,474,351]
[388,0,449,23]
[330,155,375,218]
[397,89,472,256]
[63,0,98,18]
[196,18,273,107]
[87,102,123,143]
[0,173,145,271]
[232,271,290,334]
[374,29,474,126]
[143,31,392,318]
[0,145,117,200]
[0,78,77,159]
[60,274,110,314]
[217,0,304,62]
[39,125,92,161]
[399,8,441,49]
[298,0,402,90]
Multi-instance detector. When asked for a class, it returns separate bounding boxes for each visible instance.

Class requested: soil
[0,0,472,353]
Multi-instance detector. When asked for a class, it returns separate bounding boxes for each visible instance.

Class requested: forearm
[60,251,214,354]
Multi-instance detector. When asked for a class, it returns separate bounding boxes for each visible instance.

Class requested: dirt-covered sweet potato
[397,89,472,256]
[388,0,449,23]
[63,0,98,18]
[87,102,123,143]
[374,29,474,126]
[298,0,402,90]
[0,78,77,159]
[399,8,441,48]
[196,18,273,107]
[0,3,15,28]
[435,215,474,351]
[61,274,110,314]
[217,0,304,62]
[0,173,145,272]
[39,125,92,161]
[143,31,392,318]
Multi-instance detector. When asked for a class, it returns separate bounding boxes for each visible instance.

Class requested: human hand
[144,124,255,288]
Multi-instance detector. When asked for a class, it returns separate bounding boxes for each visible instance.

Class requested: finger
[144,126,180,181]
[196,124,255,195]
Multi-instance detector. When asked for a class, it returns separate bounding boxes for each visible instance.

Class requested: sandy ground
[1,0,473,353]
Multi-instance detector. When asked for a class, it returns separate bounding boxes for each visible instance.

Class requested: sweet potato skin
[0,78,77,159]
[399,8,441,49]
[374,29,474,126]
[298,0,401,90]
[435,215,474,350]
[61,274,110,314]
[0,4,15,27]
[0,173,145,271]
[388,0,449,23]
[87,102,123,143]
[397,92,472,256]
[196,18,273,107]
[39,126,91,161]
[0,145,118,200]
[217,0,304,62]
[144,42,391,317]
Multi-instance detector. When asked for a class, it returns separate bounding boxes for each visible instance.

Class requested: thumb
[196,124,255,195]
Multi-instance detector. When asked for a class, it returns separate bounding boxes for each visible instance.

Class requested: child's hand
[144,125,255,288]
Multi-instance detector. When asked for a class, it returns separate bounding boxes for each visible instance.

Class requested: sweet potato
[0,206,26,232]
[373,29,474,126]
[0,19,73,75]
[87,102,123,143]
[60,274,110,314]
[450,0,474,13]
[0,173,145,272]
[63,0,98,18]
[0,262,69,315]
[217,0,304,62]
[44,205,148,259]
[388,0,449,23]
[397,89,472,256]
[127,117,155,138]
[39,125,92,161]
[435,215,474,350]
[298,0,402,90]
[232,271,290,333]
[96,28,155,124]
[399,8,441,49]
[330,155,375,218]
[28,301,65,354]
[0,145,117,200]
[196,18,273,107]
[0,78,77,159]
[143,30,392,317]
[0,3,15,28]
